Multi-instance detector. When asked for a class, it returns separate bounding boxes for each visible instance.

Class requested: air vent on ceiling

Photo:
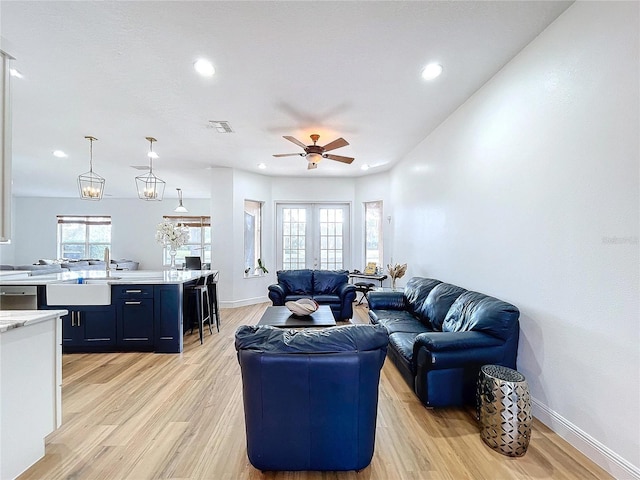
[208,120,233,133]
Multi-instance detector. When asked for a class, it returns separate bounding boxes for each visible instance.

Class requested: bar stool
[207,271,220,332]
[188,273,212,344]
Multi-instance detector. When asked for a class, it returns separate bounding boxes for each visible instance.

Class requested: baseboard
[220,295,269,309]
[532,397,640,479]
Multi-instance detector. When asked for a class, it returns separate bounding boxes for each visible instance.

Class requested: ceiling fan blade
[322,137,349,152]
[283,136,308,149]
[325,154,355,164]
[273,153,303,157]
[307,162,318,170]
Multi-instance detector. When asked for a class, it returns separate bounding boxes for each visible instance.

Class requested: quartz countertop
[0,270,218,286]
[0,310,68,333]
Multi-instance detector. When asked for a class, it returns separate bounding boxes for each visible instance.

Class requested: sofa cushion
[418,282,467,331]
[277,269,313,295]
[388,332,419,373]
[378,316,432,335]
[403,277,442,316]
[313,269,349,295]
[442,291,520,341]
[312,294,341,305]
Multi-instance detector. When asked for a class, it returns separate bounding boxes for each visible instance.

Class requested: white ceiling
[1,0,572,199]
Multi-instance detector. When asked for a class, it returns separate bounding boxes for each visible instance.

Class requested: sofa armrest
[413,331,506,370]
[367,291,405,310]
[337,282,356,300]
[268,284,286,305]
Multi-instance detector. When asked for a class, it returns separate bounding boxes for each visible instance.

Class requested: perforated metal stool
[476,364,532,457]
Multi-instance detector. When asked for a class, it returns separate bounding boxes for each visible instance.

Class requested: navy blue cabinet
[53,305,116,349]
[154,284,183,353]
[115,285,154,349]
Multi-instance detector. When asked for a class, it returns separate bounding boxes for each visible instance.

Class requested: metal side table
[476,364,532,457]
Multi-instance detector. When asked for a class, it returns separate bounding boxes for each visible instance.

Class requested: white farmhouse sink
[46,283,112,306]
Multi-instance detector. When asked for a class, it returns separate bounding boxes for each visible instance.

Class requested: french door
[276,203,350,271]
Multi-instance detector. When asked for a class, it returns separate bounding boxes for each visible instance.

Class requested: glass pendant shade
[78,136,105,200]
[174,188,188,213]
[136,137,165,201]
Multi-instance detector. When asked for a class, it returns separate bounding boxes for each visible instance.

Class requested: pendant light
[174,188,188,213]
[135,136,165,201]
[77,136,105,200]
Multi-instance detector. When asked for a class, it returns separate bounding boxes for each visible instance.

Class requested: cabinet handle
[125,301,142,305]
[125,289,142,293]
[76,311,81,327]
[71,311,75,327]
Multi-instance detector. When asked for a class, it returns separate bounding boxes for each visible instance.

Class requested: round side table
[476,364,532,457]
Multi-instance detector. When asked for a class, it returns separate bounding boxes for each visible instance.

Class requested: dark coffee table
[257,305,336,328]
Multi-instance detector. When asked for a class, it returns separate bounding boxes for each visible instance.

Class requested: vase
[391,277,397,290]
[169,248,178,274]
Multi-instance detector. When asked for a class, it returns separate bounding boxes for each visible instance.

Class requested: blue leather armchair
[268,269,356,321]
[235,324,389,471]
[368,277,520,407]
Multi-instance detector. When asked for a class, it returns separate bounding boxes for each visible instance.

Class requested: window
[276,203,350,270]
[57,215,112,259]
[244,200,263,275]
[162,216,211,267]
[364,201,383,267]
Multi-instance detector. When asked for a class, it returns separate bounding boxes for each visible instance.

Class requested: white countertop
[0,309,68,333]
[0,269,218,286]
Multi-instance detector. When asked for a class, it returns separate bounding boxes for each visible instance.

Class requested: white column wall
[389,2,639,477]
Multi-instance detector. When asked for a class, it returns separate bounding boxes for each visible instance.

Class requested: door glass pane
[282,207,307,270]
[319,207,344,270]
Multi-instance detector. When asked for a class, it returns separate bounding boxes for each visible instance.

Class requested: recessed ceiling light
[9,68,23,79]
[194,58,215,77]
[360,164,370,171]
[52,150,67,158]
[421,63,443,81]
[258,163,266,170]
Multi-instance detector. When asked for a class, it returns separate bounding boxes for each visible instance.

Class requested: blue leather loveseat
[268,269,356,321]
[235,324,389,471]
[368,277,520,407]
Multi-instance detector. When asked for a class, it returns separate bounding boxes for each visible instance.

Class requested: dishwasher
[0,286,38,310]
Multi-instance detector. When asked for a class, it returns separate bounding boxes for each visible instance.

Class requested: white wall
[354,172,393,281]
[11,197,211,268]
[390,2,639,477]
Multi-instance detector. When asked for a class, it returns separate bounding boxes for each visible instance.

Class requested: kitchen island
[0,309,65,479]
[0,270,217,354]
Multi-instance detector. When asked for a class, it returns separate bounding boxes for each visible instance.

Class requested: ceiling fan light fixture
[306,152,323,163]
[421,63,443,80]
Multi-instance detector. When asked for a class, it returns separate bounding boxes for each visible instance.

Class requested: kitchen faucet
[104,247,110,277]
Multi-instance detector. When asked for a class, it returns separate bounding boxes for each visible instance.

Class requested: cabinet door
[77,306,116,346]
[60,310,82,345]
[116,298,154,347]
[154,285,183,353]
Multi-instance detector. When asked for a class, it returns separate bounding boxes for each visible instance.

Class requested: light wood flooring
[19,303,611,480]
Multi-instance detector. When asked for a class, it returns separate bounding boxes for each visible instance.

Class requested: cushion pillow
[277,269,313,295]
[313,269,349,295]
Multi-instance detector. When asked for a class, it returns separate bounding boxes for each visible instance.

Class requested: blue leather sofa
[268,269,356,321]
[368,277,520,408]
[235,324,389,471]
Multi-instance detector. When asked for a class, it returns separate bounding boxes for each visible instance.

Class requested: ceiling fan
[273,134,354,170]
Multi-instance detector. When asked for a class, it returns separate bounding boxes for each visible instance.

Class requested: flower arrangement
[155,221,190,251]
[387,262,407,290]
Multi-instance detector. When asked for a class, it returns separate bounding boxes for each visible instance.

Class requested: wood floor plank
[18,302,612,479]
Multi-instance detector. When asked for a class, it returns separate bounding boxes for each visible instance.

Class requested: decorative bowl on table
[285,298,319,317]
